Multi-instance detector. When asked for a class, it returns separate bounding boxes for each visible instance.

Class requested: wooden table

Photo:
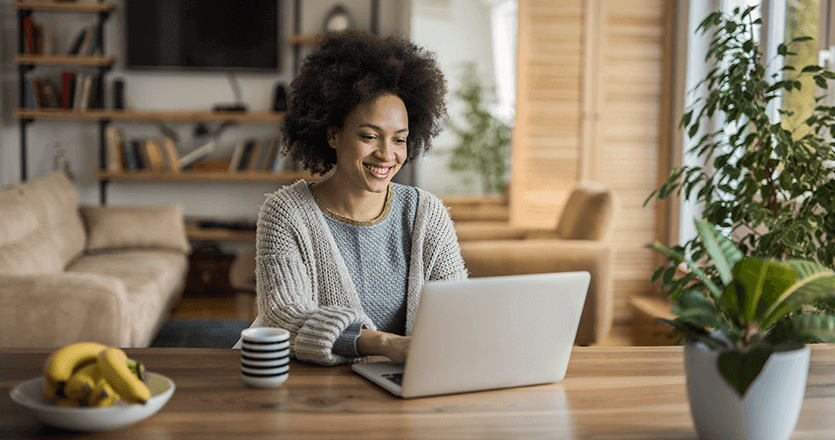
[3,345,835,439]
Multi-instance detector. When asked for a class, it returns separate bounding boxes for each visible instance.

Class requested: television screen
[125,0,279,72]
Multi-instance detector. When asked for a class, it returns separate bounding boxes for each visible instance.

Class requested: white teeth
[364,164,390,176]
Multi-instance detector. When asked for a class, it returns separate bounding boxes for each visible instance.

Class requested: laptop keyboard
[382,372,403,386]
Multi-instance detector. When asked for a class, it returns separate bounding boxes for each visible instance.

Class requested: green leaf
[718,343,774,397]
[801,65,823,73]
[760,262,835,328]
[695,220,742,286]
[650,242,723,299]
[733,258,798,323]
[792,313,835,343]
[778,43,788,56]
[793,36,814,43]
[688,120,701,138]
[815,75,828,89]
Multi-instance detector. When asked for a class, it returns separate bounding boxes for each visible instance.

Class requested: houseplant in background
[446,61,512,195]
[646,5,835,440]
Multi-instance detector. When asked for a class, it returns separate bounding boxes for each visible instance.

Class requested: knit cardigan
[250,179,468,366]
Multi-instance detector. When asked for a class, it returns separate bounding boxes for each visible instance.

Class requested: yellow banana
[97,347,151,404]
[127,358,146,381]
[87,378,120,407]
[63,363,100,402]
[42,342,108,399]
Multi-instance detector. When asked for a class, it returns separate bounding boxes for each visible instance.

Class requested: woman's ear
[327,127,339,149]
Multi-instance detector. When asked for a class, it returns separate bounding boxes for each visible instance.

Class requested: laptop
[352,271,590,398]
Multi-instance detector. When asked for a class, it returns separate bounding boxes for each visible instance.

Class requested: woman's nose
[375,140,396,161]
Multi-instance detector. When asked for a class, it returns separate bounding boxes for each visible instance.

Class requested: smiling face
[327,93,409,195]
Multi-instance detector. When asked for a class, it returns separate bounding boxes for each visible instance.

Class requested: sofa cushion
[0,172,86,274]
[66,250,188,346]
[554,181,617,241]
[80,204,190,254]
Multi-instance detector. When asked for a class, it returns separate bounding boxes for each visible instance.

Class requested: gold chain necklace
[310,183,393,227]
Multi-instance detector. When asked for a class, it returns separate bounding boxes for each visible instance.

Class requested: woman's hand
[356,329,411,363]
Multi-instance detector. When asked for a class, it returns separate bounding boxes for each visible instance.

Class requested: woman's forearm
[356,329,410,362]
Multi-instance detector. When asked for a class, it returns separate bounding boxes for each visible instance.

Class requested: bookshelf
[13,2,316,205]
[14,1,378,208]
[14,0,113,182]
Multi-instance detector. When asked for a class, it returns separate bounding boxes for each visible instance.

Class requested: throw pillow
[80,204,190,253]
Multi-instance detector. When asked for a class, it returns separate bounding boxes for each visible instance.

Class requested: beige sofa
[456,181,618,345]
[0,172,190,348]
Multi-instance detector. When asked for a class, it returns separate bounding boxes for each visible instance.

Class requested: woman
[242,30,468,366]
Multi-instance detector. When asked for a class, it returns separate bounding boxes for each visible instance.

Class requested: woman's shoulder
[260,179,316,220]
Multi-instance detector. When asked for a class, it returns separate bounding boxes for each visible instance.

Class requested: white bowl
[241,372,288,388]
[10,372,175,432]
[240,347,290,360]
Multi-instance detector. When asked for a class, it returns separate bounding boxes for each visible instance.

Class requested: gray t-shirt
[318,184,418,357]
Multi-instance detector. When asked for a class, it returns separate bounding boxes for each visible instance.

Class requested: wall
[0,0,410,224]
[512,0,675,324]
[410,0,499,195]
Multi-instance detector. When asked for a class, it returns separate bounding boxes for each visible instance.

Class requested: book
[160,137,181,172]
[246,139,264,171]
[121,138,137,170]
[178,140,216,168]
[131,140,146,170]
[78,75,93,111]
[66,27,88,55]
[237,140,256,171]
[28,77,43,108]
[145,139,166,172]
[61,71,76,109]
[262,137,280,172]
[88,76,101,109]
[105,127,124,171]
[77,24,94,57]
[23,17,35,54]
[87,23,101,55]
[72,73,85,110]
[40,23,56,55]
[25,77,37,109]
[227,141,247,171]
[41,80,60,108]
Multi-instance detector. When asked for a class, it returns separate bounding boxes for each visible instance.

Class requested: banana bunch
[42,342,151,407]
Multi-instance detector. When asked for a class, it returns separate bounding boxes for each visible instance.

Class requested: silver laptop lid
[400,272,590,398]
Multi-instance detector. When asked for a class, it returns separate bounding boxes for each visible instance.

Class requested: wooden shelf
[15,108,285,123]
[186,227,256,242]
[14,54,115,66]
[94,170,318,183]
[288,34,319,45]
[12,1,115,13]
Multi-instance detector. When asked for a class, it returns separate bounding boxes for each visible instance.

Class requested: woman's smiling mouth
[364,163,392,178]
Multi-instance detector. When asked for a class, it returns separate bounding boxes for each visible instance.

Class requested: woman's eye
[361,135,376,141]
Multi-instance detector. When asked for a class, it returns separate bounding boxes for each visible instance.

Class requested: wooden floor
[170,290,636,346]
[170,290,256,322]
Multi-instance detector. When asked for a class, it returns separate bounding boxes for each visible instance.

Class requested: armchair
[457,181,618,345]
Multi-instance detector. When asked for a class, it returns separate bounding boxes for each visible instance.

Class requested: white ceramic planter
[684,341,810,440]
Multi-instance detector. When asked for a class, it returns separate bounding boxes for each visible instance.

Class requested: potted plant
[646,5,835,440]
[446,61,512,195]
[651,220,835,440]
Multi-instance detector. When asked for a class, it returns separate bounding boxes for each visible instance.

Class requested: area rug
[150,319,251,348]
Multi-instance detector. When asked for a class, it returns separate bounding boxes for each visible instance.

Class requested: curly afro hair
[281,30,448,176]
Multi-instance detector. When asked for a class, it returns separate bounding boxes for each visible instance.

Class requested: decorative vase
[684,341,810,440]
